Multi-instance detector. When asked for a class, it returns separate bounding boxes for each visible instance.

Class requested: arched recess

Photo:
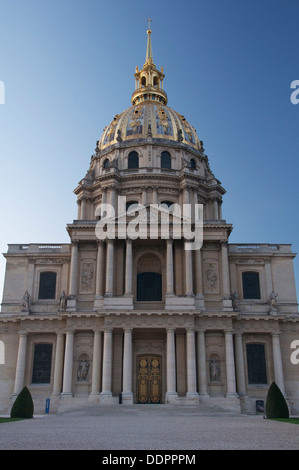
[135,252,163,302]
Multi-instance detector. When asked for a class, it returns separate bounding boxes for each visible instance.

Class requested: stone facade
[1,28,299,415]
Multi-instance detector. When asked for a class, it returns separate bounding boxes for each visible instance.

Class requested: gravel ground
[1,405,299,451]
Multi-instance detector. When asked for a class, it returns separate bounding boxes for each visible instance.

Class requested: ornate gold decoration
[128,106,143,130]
[137,354,162,404]
[156,106,169,131]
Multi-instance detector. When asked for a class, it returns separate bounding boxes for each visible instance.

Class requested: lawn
[0,417,25,423]
[269,418,299,425]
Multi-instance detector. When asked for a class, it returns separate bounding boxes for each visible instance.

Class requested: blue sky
[0,0,299,303]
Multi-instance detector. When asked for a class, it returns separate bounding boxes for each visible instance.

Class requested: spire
[145,18,153,63]
[131,21,168,106]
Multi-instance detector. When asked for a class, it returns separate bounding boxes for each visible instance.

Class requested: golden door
[136,355,162,404]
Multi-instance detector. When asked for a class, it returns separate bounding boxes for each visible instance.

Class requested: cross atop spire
[146,17,153,31]
[145,18,153,62]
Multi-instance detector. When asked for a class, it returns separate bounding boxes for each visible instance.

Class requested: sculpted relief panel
[203,260,220,294]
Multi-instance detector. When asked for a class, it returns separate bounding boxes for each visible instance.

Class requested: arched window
[242,272,261,299]
[246,344,267,384]
[126,201,139,213]
[153,76,158,87]
[32,343,53,384]
[137,272,162,301]
[103,158,110,169]
[161,151,171,169]
[128,151,139,169]
[38,272,57,300]
[141,76,146,87]
[190,158,196,169]
[160,201,175,212]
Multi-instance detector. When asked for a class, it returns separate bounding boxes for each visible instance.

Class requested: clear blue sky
[0,0,299,303]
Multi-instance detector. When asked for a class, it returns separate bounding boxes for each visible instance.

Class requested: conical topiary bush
[265,381,289,419]
[10,386,34,419]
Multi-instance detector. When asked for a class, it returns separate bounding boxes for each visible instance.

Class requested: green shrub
[10,386,34,419]
[265,381,289,419]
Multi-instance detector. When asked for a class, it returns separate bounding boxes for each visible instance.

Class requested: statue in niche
[231,291,240,311]
[209,359,220,382]
[77,359,89,381]
[22,291,31,312]
[268,290,278,314]
[59,291,67,311]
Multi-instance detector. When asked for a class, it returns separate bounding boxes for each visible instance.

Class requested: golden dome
[97,24,203,154]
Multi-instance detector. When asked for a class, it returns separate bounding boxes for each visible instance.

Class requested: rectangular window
[32,344,53,384]
[246,343,267,384]
[242,271,261,299]
[38,272,57,299]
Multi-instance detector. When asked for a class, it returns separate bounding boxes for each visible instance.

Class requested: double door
[136,355,162,404]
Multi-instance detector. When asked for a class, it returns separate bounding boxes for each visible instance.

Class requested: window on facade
[103,158,110,169]
[137,272,162,301]
[126,201,139,213]
[190,158,196,169]
[246,343,267,384]
[161,151,171,169]
[242,271,261,299]
[128,151,139,169]
[32,344,53,384]
[38,272,57,300]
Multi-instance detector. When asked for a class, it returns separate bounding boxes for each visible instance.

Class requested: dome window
[161,151,171,169]
[128,151,139,169]
[190,158,196,169]
[103,158,110,169]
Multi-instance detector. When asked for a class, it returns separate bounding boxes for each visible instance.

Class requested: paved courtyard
[1,405,298,451]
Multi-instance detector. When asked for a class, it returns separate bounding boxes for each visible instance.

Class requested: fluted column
[186,329,199,400]
[166,239,174,296]
[122,328,133,404]
[272,333,286,396]
[61,330,74,397]
[13,333,28,396]
[90,330,103,397]
[166,328,178,402]
[221,241,233,310]
[105,240,114,297]
[225,330,237,397]
[69,241,79,297]
[124,239,133,296]
[185,248,193,296]
[197,330,208,396]
[194,248,205,309]
[234,333,246,397]
[100,329,113,402]
[213,198,219,220]
[52,333,65,396]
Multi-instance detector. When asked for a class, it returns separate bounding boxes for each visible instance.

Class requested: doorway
[136,354,162,404]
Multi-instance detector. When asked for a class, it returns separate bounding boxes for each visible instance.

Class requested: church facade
[1,27,299,415]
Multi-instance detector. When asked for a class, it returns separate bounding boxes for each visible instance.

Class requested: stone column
[61,330,74,397]
[105,240,114,297]
[100,329,113,402]
[142,187,147,205]
[185,248,193,296]
[197,330,208,397]
[234,333,246,397]
[194,248,205,309]
[152,186,158,204]
[52,333,65,396]
[225,330,237,397]
[221,241,233,310]
[90,330,103,397]
[186,329,199,400]
[166,239,174,296]
[68,241,79,310]
[13,333,28,396]
[166,328,178,402]
[213,198,219,220]
[272,333,286,396]
[94,241,105,309]
[124,239,133,296]
[80,197,87,219]
[122,328,133,404]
